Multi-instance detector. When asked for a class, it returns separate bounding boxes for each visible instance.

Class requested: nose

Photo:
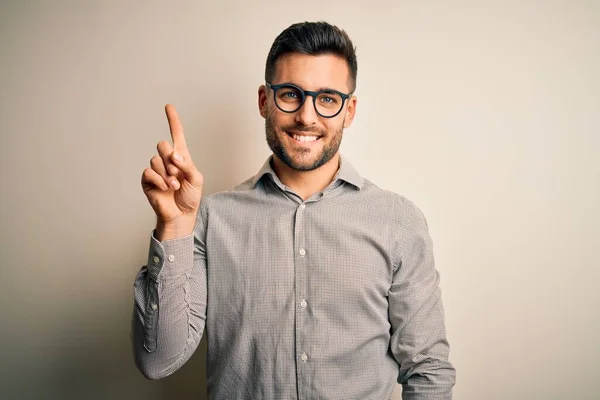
[294,95,319,126]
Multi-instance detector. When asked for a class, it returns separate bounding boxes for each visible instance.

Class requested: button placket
[293,200,309,385]
[144,277,159,353]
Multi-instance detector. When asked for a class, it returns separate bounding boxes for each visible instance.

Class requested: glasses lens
[275,86,303,112]
[315,91,344,117]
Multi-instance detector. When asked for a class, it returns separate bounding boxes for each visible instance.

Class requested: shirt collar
[251,154,364,190]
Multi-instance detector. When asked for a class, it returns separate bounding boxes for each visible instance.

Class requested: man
[132,21,455,399]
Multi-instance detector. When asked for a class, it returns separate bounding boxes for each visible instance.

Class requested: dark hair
[265,21,358,92]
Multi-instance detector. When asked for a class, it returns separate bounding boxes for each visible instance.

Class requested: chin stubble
[265,117,343,172]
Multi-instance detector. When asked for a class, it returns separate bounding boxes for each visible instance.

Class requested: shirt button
[153,256,160,264]
[301,352,308,362]
[151,303,158,311]
[300,204,306,210]
[168,255,175,262]
[300,299,307,308]
[299,248,306,256]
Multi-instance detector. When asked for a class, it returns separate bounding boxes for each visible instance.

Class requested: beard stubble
[265,115,343,172]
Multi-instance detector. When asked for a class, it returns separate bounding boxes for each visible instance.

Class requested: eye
[282,91,298,99]
[277,87,303,103]
[318,92,340,105]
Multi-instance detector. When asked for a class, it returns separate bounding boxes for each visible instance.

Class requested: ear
[258,85,268,119]
[343,95,357,128]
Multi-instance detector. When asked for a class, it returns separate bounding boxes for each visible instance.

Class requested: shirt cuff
[146,231,195,280]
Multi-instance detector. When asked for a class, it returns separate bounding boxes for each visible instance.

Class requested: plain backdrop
[0,1,598,399]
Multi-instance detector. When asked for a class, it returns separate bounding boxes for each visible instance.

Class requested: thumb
[171,151,202,186]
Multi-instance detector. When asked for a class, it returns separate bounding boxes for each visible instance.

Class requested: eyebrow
[279,82,343,93]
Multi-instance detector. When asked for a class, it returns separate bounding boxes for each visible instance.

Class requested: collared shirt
[132,155,455,400]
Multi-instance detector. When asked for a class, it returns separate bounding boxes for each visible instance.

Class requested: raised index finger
[165,104,188,152]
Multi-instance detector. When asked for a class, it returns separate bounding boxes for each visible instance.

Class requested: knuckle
[167,164,179,175]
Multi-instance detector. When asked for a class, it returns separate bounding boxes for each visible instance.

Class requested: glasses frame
[265,82,352,119]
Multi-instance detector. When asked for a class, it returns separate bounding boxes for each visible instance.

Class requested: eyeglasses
[265,82,352,118]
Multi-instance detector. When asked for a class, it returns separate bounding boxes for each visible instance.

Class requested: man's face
[259,53,357,171]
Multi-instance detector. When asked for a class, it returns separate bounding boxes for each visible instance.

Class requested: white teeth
[292,134,319,142]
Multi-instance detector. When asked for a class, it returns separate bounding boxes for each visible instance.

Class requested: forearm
[131,233,207,379]
[396,286,455,399]
[401,352,455,400]
[397,289,455,399]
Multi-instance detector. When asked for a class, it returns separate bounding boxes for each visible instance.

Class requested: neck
[272,153,340,200]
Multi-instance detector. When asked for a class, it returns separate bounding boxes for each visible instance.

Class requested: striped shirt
[132,155,455,399]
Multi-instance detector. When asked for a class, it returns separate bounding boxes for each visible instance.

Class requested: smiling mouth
[286,132,321,142]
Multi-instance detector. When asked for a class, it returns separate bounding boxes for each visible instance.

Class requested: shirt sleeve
[131,202,208,380]
[389,198,456,399]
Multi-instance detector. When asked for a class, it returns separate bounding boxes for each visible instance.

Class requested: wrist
[155,216,196,241]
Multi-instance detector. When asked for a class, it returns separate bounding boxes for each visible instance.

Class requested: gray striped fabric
[131,155,455,399]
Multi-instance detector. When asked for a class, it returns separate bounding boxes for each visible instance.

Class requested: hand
[141,104,203,240]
